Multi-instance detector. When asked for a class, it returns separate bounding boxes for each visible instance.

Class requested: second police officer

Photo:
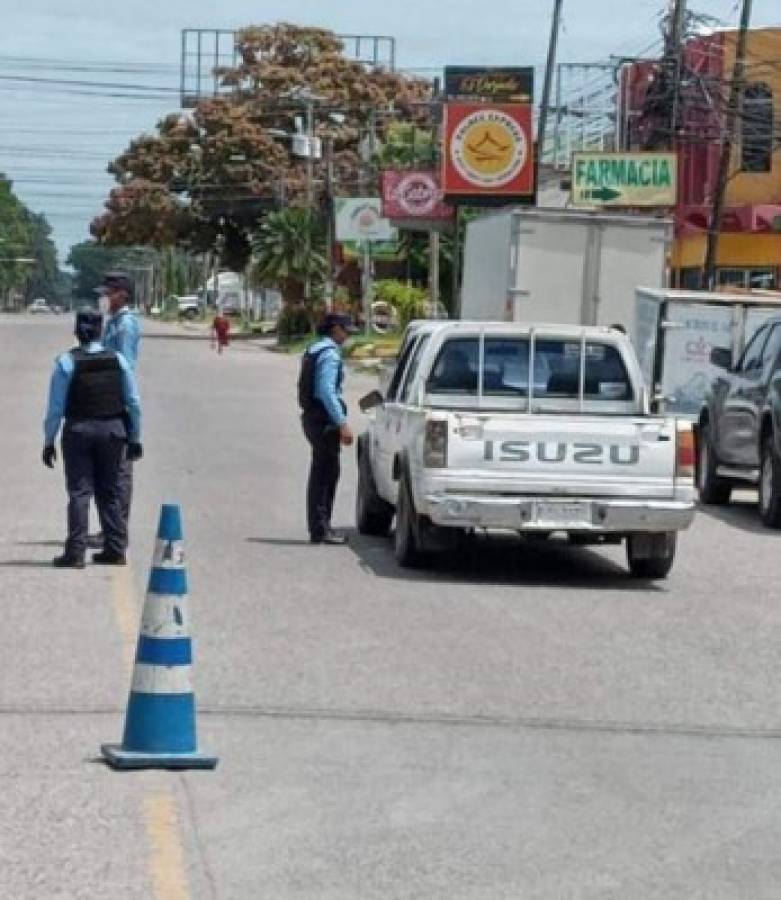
[97,271,141,546]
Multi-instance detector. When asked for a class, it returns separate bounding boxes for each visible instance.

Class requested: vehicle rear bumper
[423,493,696,532]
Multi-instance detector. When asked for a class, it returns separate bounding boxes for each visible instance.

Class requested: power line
[0,73,178,92]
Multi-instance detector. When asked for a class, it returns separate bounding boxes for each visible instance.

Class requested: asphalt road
[2,314,781,899]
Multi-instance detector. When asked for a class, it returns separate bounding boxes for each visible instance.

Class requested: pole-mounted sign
[442,102,534,200]
[571,152,678,208]
[444,66,534,102]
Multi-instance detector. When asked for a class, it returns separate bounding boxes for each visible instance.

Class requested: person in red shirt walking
[211,311,231,354]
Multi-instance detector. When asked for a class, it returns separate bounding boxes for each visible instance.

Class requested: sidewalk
[142,318,276,347]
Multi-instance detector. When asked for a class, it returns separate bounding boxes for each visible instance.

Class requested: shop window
[679,268,702,290]
[714,268,777,291]
[741,83,773,173]
[748,269,777,290]
[716,268,748,289]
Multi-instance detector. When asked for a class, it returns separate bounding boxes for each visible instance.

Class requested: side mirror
[710,347,732,370]
[359,389,385,413]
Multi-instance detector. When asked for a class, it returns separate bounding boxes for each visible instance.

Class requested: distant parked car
[27,298,52,314]
[697,316,781,527]
[175,295,202,319]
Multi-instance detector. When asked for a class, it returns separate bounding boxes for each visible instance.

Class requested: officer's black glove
[42,445,56,468]
[127,442,143,462]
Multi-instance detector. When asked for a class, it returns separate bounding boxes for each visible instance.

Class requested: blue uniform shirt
[43,341,142,446]
[308,337,346,427]
[103,306,141,370]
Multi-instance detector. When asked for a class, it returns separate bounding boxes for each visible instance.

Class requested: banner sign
[442,103,534,198]
[334,198,397,242]
[381,170,454,221]
[444,66,534,102]
[571,152,678,207]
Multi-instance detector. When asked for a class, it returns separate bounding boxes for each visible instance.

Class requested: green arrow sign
[580,187,622,202]
[571,152,677,208]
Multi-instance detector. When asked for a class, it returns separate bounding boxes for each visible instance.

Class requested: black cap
[317,312,359,336]
[75,308,103,343]
[101,271,133,294]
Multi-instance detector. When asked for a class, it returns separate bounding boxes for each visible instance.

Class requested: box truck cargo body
[634,287,781,416]
[460,208,672,330]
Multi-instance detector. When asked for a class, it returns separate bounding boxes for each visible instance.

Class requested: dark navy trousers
[62,419,127,558]
[302,410,341,540]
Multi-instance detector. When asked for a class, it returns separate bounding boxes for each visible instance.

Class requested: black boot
[92,550,126,566]
[52,553,85,569]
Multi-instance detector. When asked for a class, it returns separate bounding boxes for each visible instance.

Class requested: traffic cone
[101,504,217,769]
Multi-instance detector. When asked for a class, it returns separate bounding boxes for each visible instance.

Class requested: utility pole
[429,231,440,312]
[667,0,688,142]
[305,98,315,302]
[703,0,753,289]
[536,0,564,185]
[324,137,336,311]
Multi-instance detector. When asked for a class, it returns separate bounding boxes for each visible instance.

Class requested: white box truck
[634,287,781,416]
[460,208,672,330]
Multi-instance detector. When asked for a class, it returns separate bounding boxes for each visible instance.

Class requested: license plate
[531,501,592,526]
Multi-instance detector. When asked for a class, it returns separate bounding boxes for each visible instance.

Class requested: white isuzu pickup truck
[356,321,697,579]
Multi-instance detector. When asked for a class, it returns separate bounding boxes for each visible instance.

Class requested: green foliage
[374,279,428,328]
[276,304,314,343]
[377,123,438,169]
[67,242,136,300]
[0,175,68,308]
[250,208,326,303]
[67,240,202,309]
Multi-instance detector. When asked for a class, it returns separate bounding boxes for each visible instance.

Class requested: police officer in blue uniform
[42,309,142,568]
[299,312,357,544]
[99,271,141,543]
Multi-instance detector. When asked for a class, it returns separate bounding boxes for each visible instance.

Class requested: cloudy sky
[1,0,778,262]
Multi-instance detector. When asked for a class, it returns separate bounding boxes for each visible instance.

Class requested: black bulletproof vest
[298,345,343,413]
[65,348,125,421]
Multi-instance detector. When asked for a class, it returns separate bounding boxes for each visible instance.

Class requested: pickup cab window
[386,335,419,402]
[426,336,633,402]
[762,324,781,372]
[398,334,430,403]
[736,325,769,375]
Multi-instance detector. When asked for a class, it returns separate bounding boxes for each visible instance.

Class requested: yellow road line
[143,792,191,900]
[112,565,139,675]
[111,567,192,900]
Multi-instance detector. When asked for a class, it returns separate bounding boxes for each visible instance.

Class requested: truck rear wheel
[759,434,781,528]
[626,531,676,580]
[394,473,423,568]
[356,445,394,536]
[697,423,731,505]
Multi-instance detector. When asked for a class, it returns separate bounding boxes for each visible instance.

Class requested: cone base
[101,743,218,770]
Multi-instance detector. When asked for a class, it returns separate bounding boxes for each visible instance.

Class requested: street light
[278,88,328,303]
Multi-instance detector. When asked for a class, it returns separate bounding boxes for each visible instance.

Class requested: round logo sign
[450,108,528,188]
[350,203,383,237]
[394,172,441,216]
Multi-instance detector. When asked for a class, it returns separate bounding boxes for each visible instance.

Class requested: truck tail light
[424,420,448,468]
[676,422,695,479]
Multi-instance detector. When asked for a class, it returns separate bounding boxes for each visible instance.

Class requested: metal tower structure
[546,62,618,169]
[180,30,397,108]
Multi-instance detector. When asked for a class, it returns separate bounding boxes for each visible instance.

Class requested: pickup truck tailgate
[442,413,677,499]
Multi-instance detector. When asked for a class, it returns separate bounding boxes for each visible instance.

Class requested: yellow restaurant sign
[571,152,677,207]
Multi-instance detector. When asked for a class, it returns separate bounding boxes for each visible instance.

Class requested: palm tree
[250,208,326,305]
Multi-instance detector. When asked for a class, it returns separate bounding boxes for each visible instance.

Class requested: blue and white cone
[101,504,217,770]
